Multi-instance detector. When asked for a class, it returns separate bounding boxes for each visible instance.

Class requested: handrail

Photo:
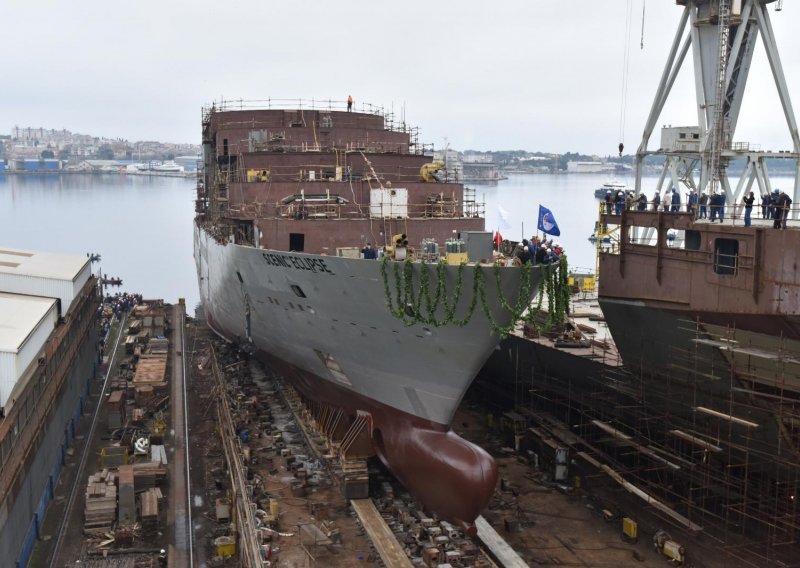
[204,98,414,134]
[226,199,486,221]
[598,199,800,227]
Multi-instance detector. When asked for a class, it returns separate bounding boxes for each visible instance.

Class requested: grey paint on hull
[195,225,538,426]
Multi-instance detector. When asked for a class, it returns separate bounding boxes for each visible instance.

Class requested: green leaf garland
[379,255,570,338]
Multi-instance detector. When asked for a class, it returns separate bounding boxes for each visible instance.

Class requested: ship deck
[510,290,623,368]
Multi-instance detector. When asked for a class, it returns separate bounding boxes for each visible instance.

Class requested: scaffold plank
[350,499,413,568]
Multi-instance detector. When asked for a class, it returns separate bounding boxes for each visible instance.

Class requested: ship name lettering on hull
[261,252,334,274]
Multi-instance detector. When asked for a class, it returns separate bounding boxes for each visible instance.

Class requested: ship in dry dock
[481,2,800,565]
[194,99,542,532]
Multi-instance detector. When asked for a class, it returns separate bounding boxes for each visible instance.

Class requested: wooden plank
[350,499,413,568]
[474,515,529,568]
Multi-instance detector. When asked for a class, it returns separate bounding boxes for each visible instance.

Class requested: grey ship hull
[194,224,540,529]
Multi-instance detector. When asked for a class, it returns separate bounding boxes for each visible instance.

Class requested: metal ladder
[709,0,731,194]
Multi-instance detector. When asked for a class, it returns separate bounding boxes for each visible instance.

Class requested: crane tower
[635,0,799,207]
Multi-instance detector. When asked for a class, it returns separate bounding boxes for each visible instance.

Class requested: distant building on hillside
[566,160,615,174]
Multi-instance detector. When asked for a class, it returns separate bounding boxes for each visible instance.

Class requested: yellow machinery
[385,233,409,260]
[446,253,468,265]
[419,161,446,182]
[214,535,236,558]
[152,411,167,435]
[246,169,271,182]
[653,529,685,565]
[445,238,468,265]
[568,272,596,292]
[621,517,638,544]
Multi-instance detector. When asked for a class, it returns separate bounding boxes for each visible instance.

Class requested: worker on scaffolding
[652,191,661,212]
[743,191,755,227]
[687,191,698,216]
[774,190,792,230]
[670,188,681,213]
[604,190,613,214]
[699,192,709,219]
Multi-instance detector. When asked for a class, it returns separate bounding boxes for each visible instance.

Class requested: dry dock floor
[454,403,743,568]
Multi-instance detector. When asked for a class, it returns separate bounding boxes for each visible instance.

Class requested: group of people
[760,188,794,229]
[604,187,793,228]
[514,236,564,265]
[99,291,143,321]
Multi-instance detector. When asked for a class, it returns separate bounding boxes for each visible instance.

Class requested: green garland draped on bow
[380,255,571,338]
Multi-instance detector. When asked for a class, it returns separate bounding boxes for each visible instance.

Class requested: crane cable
[640,1,646,50]
[618,0,646,158]
[618,0,634,157]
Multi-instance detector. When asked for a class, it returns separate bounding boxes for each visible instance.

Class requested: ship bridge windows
[713,238,739,276]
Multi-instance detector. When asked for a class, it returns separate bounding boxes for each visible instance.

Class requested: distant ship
[593,180,631,199]
[126,160,185,174]
[151,160,184,173]
[194,99,543,532]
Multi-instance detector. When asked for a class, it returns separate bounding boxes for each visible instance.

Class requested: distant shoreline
[0,170,195,178]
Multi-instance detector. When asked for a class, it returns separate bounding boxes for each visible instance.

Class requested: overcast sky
[4,1,798,155]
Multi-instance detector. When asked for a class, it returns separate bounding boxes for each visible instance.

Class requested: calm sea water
[0,174,198,307]
[3,172,790,310]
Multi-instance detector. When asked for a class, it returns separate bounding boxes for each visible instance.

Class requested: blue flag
[537,205,561,236]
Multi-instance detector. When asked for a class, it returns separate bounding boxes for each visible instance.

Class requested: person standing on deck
[604,190,613,214]
[347,95,353,112]
[614,191,624,215]
[774,190,792,229]
[687,191,698,216]
[699,192,708,219]
[761,192,770,218]
[743,191,755,227]
[670,188,681,213]
[361,242,377,259]
[768,188,780,219]
[652,191,661,212]
[710,192,720,222]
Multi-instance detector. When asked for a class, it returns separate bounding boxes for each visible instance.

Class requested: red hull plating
[262,351,496,535]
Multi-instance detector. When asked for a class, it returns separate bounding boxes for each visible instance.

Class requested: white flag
[497,205,512,230]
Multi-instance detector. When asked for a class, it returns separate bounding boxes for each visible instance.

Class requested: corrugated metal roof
[0,246,89,281]
[0,292,57,352]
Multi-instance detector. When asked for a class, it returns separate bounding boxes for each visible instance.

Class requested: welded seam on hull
[404,386,429,421]
[598,297,647,307]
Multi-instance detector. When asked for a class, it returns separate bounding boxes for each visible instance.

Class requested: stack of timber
[139,488,161,536]
[132,461,168,488]
[133,354,168,388]
[84,470,117,531]
[342,459,369,499]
